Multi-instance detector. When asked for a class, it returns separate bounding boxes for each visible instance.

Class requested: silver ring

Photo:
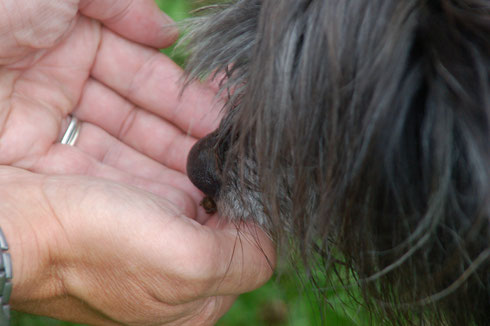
[60,115,81,146]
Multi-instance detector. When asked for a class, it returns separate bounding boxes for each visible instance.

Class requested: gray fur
[183,1,490,325]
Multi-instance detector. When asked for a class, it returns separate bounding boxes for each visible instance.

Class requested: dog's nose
[186,134,222,198]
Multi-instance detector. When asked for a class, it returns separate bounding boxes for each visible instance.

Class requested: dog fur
[183,1,490,325]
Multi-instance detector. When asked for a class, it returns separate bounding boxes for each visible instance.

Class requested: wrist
[0,169,67,311]
[0,227,12,324]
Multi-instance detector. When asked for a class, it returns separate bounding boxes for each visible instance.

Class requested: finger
[79,0,178,48]
[74,79,196,173]
[1,16,100,165]
[216,223,276,295]
[70,121,214,223]
[180,220,276,296]
[212,296,237,325]
[91,27,223,138]
[5,15,99,115]
[68,118,201,200]
[34,144,199,219]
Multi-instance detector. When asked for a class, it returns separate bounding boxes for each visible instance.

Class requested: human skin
[0,1,275,325]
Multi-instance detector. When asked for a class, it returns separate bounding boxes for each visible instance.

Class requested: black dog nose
[186,134,222,198]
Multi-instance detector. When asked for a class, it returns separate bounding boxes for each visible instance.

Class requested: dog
[183,1,489,325]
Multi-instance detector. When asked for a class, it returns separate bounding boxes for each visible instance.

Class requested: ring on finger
[60,115,81,146]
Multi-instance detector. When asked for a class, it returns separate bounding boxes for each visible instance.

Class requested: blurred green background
[12,1,369,325]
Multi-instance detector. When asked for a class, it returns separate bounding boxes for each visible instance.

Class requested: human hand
[0,0,218,203]
[0,167,274,325]
[0,0,275,325]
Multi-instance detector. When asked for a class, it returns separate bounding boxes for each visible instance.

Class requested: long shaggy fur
[183,1,490,325]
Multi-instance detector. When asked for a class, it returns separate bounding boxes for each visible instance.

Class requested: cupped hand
[0,0,221,217]
[0,167,274,325]
[0,0,275,325]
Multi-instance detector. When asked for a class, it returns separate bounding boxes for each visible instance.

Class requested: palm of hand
[0,2,276,325]
[0,1,222,220]
[0,0,80,164]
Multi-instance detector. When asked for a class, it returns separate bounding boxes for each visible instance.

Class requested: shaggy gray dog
[184,1,489,325]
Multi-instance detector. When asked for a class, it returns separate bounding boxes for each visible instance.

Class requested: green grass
[156,0,194,66]
[12,1,371,325]
[216,269,369,326]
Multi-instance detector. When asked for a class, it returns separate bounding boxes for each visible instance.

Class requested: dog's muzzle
[186,134,222,199]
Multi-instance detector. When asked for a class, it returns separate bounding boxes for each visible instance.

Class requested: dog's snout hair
[183,0,489,325]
